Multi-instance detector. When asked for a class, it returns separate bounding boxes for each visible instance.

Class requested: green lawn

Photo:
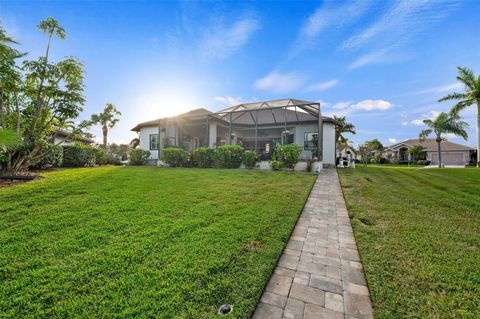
[338,166,480,318]
[0,167,316,318]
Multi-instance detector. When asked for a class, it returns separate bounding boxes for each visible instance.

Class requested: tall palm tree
[439,66,480,167]
[419,112,469,168]
[333,115,356,144]
[90,103,121,148]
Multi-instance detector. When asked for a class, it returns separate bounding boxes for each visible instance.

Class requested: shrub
[94,148,108,165]
[243,150,259,169]
[379,157,390,164]
[128,149,151,166]
[417,160,431,166]
[162,147,189,167]
[63,144,97,167]
[192,147,216,168]
[31,145,63,169]
[215,145,244,168]
[271,144,302,171]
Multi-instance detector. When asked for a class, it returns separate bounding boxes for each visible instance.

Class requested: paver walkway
[252,169,373,319]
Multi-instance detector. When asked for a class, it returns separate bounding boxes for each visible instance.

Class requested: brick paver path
[252,169,373,319]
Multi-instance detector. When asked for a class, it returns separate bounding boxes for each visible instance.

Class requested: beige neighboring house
[385,139,474,166]
[53,129,94,146]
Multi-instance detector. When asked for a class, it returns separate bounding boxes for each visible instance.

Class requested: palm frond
[438,92,467,102]
[450,99,475,114]
[456,67,476,90]
[419,129,432,141]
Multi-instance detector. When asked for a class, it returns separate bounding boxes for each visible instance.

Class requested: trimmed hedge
[215,145,244,168]
[31,145,63,169]
[162,147,189,167]
[192,147,216,168]
[128,149,151,166]
[63,144,97,167]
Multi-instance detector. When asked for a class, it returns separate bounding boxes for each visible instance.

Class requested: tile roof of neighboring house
[131,108,212,131]
[338,145,357,154]
[55,129,94,144]
[388,139,473,152]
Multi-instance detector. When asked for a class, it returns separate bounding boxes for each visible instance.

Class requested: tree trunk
[102,125,108,148]
[436,136,442,168]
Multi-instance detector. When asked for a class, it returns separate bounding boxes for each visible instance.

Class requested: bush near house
[271,144,302,171]
[215,145,244,168]
[31,145,64,169]
[243,150,259,169]
[94,148,108,166]
[128,149,151,166]
[63,144,97,167]
[191,147,216,168]
[162,147,189,167]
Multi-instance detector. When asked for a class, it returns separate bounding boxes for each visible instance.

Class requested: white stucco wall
[293,122,336,165]
[139,127,162,160]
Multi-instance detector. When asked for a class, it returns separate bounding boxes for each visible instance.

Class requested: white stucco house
[131,99,339,168]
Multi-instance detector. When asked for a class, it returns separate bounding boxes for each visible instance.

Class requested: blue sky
[1,0,479,147]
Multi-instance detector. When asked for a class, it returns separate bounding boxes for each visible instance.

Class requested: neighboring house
[385,139,474,165]
[53,129,94,146]
[337,145,359,161]
[131,98,339,166]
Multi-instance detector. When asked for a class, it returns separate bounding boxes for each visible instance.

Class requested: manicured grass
[338,166,480,318]
[0,167,316,318]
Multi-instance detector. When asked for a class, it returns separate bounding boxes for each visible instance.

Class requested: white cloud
[388,138,397,144]
[200,17,260,59]
[254,71,304,93]
[332,101,353,110]
[410,110,441,126]
[299,0,372,39]
[306,79,339,92]
[344,1,460,69]
[401,121,409,126]
[348,50,390,69]
[215,96,242,106]
[411,119,425,126]
[351,99,393,111]
[341,1,459,50]
[415,82,463,95]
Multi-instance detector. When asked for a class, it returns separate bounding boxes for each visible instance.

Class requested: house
[131,99,339,168]
[337,145,359,161]
[385,139,474,166]
[53,129,94,146]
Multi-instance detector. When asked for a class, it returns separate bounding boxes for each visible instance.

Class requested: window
[304,132,318,150]
[149,134,159,150]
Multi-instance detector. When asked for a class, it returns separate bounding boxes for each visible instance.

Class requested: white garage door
[430,152,465,165]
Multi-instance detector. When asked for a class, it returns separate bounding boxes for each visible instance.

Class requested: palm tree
[439,67,480,167]
[419,112,469,168]
[333,115,356,144]
[89,103,121,148]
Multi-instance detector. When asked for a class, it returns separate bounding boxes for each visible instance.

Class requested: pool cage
[208,99,323,161]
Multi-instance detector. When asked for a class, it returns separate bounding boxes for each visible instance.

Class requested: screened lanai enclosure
[131,99,338,165]
[208,99,323,160]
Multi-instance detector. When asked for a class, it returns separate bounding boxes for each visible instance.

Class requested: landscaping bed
[338,166,480,318]
[0,166,316,318]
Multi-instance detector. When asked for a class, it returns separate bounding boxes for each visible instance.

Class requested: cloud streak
[254,71,305,94]
[200,17,260,59]
[306,79,339,92]
[344,0,460,68]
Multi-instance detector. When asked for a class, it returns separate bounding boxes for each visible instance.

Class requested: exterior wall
[293,122,336,165]
[139,126,163,160]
